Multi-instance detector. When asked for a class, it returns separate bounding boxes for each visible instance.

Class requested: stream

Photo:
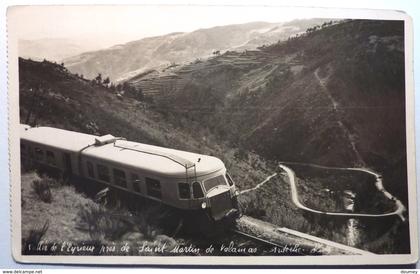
[342,190,361,246]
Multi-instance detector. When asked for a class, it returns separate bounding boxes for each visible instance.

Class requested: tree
[103,77,110,85]
[25,84,46,126]
[95,73,102,85]
[136,88,144,101]
[234,147,249,161]
[122,82,130,91]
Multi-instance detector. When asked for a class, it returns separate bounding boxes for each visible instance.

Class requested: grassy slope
[21,172,180,255]
[21,172,93,244]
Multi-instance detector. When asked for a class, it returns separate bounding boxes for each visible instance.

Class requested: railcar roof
[83,140,224,177]
[20,125,225,177]
[20,125,97,152]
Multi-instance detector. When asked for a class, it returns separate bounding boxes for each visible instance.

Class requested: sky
[9,5,322,47]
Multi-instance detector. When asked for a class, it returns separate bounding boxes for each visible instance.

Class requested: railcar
[20,124,240,222]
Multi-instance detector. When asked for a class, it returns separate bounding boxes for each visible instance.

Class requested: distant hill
[18,38,106,62]
[126,19,407,202]
[62,19,328,82]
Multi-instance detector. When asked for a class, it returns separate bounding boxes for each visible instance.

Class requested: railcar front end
[183,170,240,222]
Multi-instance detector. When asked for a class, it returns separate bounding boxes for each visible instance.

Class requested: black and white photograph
[7,5,418,265]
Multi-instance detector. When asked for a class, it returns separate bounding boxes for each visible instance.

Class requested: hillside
[63,19,328,82]
[18,58,274,192]
[127,19,407,203]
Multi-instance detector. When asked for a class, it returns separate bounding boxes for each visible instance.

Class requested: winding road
[278,163,406,221]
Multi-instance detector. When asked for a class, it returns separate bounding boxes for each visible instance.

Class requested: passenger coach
[20,124,239,221]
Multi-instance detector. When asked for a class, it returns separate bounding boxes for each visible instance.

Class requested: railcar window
[87,161,95,178]
[193,182,204,198]
[178,183,191,199]
[97,164,110,182]
[146,177,161,199]
[34,147,44,161]
[203,175,227,192]
[131,174,141,193]
[113,168,127,188]
[226,173,234,186]
[46,151,56,166]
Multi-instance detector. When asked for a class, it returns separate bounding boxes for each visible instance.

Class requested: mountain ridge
[62,19,328,82]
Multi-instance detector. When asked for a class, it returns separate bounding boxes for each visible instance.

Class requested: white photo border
[7,4,419,265]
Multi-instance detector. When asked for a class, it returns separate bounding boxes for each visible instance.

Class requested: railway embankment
[234,215,373,255]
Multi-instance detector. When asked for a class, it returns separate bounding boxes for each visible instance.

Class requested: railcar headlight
[201,202,207,209]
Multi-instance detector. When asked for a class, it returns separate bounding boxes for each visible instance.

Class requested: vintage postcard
[7,5,418,265]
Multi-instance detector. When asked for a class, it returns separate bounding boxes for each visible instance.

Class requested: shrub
[23,220,49,254]
[77,201,171,243]
[133,206,166,240]
[77,203,133,241]
[32,178,52,203]
[27,220,49,244]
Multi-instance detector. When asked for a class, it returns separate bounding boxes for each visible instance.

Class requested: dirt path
[314,67,366,166]
[314,67,339,110]
[279,163,406,220]
[239,172,278,195]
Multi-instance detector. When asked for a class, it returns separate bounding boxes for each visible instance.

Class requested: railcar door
[62,152,72,178]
